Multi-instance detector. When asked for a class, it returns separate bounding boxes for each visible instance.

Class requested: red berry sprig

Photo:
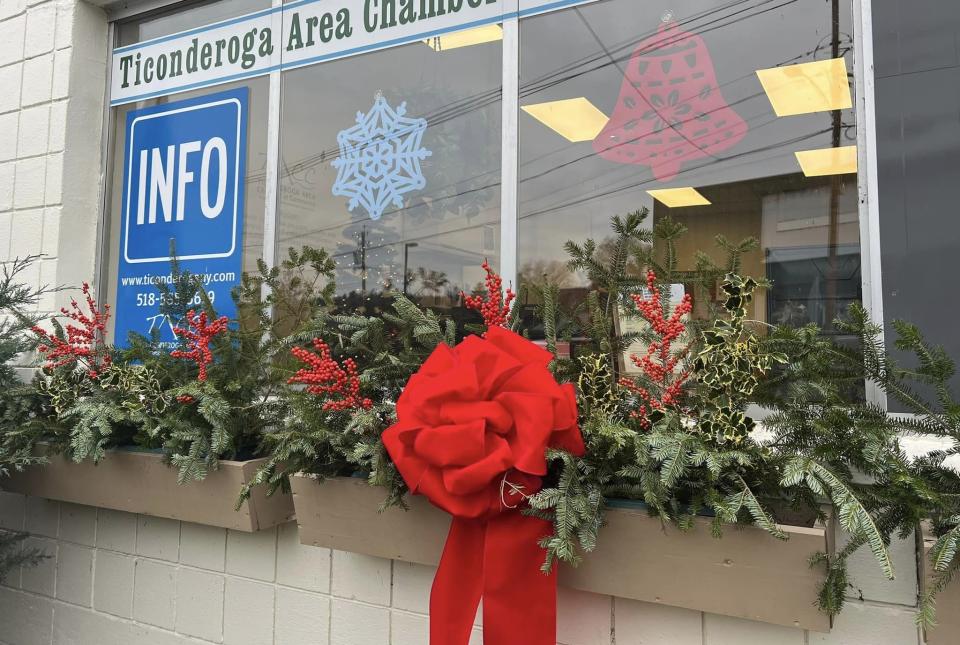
[619,270,693,428]
[170,310,228,382]
[289,338,372,412]
[32,283,112,379]
[461,260,515,334]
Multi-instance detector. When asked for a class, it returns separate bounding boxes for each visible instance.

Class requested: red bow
[383,327,584,645]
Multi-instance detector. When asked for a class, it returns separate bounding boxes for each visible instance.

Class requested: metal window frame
[501,1,520,291]
[852,0,886,409]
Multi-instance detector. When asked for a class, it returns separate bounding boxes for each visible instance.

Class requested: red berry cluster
[176,395,196,405]
[461,260,515,334]
[289,338,373,412]
[33,283,112,378]
[618,270,693,429]
[170,310,228,382]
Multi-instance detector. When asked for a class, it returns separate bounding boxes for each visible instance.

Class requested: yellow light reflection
[756,58,852,117]
[646,187,712,208]
[795,146,858,177]
[423,24,503,51]
[520,98,609,142]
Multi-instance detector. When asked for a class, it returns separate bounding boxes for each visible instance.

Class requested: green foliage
[524,213,960,625]
[5,218,960,628]
[242,284,454,507]
[29,246,338,483]
[0,256,54,581]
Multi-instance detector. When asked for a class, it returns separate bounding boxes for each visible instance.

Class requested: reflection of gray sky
[118,0,269,46]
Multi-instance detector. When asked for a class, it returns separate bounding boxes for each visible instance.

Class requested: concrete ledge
[0,450,294,532]
[291,475,832,632]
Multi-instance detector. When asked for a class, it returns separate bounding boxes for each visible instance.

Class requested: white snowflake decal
[331,95,432,221]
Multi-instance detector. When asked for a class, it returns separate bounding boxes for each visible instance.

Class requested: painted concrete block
[95,509,137,553]
[331,550,391,606]
[174,567,224,641]
[93,550,135,619]
[58,503,96,546]
[55,542,92,607]
[276,520,331,593]
[133,559,176,630]
[330,597,390,645]
[136,515,180,563]
[223,576,275,645]
[226,527,277,582]
[19,536,55,597]
[275,587,331,645]
[179,522,226,572]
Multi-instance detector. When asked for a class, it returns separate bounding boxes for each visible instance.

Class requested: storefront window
[276,32,502,318]
[103,0,864,346]
[517,0,860,335]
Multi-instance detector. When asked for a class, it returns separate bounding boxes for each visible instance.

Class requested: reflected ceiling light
[756,58,852,116]
[795,145,858,177]
[646,187,711,208]
[423,24,503,51]
[520,98,609,142]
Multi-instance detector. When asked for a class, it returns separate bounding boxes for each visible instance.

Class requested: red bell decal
[593,21,748,182]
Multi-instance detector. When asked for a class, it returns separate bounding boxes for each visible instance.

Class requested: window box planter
[923,535,959,645]
[291,474,831,632]
[1,448,294,532]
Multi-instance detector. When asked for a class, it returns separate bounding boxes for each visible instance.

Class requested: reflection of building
[650,173,861,333]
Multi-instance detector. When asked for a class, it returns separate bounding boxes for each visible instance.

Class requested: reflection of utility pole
[402,242,419,295]
[352,225,368,294]
[826,0,841,324]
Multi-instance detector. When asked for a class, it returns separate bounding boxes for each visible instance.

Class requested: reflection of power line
[257,0,809,184]
[562,0,799,167]
[520,126,833,220]
[278,116,834,245]
[522,0,801,99]
[273,0,853,243]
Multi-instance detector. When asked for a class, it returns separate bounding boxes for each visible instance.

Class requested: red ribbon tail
[429,513,557,645]
[431,517,484,645]
[482,513,557,645]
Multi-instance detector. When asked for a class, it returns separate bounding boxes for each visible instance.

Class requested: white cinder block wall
[0,1,927,644]
[0,0,106,319]
[0,491,925,645]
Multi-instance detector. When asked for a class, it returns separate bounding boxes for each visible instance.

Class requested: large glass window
[276,33,503,318]
[104,0,864,347]
[517,0,860,335]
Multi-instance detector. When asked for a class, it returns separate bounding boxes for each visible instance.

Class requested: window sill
[1,448,294,532]
[291,474,832,632]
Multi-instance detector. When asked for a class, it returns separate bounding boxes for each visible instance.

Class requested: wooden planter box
[923,535,960,644]
[1,449,294,532]
[291,475,831,632]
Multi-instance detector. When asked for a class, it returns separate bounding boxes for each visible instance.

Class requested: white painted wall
[0,0,106,319]
[0,1,927,643]
[0,491,925,645]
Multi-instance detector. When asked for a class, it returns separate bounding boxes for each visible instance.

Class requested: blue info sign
[115,88,247,347]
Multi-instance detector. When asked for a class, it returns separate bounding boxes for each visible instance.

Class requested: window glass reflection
[518,0,859,337]
[277,31,502,320]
